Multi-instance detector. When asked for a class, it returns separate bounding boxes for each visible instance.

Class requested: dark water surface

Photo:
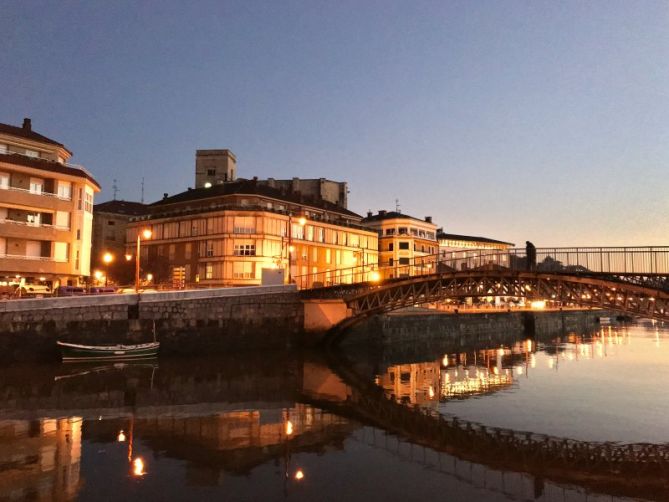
[1,319,668,501]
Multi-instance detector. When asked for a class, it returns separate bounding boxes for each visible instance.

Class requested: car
[19,284,52,298]
[55,286,87,297]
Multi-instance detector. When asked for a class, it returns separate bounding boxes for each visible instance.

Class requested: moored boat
[57,341,160,362]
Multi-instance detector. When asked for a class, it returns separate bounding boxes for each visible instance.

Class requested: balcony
[0,187,73,212]
[0,253,71,275]
[0,219,70,240]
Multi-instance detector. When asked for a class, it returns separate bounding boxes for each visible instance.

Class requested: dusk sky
[1,1,667,247]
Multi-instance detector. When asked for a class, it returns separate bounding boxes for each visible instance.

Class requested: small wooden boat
[57,341,160,362]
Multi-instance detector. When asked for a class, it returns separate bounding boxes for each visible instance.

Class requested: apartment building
[126,179,378,288]
[361,210,438,279]
[0,118,100,287]
[437,230,514,269]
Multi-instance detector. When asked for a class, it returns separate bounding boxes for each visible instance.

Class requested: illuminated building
[126,179,378,288]
[0,119,100,287]
[361,211,438,279]
[437,230,514,269]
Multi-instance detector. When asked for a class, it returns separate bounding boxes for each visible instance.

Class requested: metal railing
[0,253,68,263]
[292,247,669,289]
[0,185,72,201]
[0,218,70,231]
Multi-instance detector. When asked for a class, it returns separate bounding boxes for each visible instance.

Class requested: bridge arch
[321,270,669,345]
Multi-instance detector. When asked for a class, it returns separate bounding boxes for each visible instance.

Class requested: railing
[0,185,72,201]
[0,253,68,263]
[292,247,669,289]
[0,218,70,231]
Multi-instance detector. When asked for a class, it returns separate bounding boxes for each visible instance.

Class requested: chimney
[22,118,31,131]
[379,210,387,216]
[163,193,168,199]
[425,216,432,223]
[367,211,373,218]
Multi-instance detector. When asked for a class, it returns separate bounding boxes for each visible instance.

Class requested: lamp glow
[117,430,126,442]
[294,469,304,481]
[132,457,146,476]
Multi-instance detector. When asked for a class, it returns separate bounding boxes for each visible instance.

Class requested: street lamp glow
[117,430,126,442]
[103,252,113,265]
[125,254,132,261]
[298,216,306,226]
[369,271,380,282]
[285,420,294,436]
[94,270,103,280]
[142,229,152,240]
[146,273,153,282]
[132,457,146,476]
[294,469,304,481]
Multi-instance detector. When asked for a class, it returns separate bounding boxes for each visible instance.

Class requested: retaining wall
[0,285,303,362]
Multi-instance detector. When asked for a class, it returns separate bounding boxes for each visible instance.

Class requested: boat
[57,341,160,362]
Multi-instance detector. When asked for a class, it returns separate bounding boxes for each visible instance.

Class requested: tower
[195,149,237,188]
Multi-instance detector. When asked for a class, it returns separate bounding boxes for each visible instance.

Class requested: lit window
[233,244,256,256]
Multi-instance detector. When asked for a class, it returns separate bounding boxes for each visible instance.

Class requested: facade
[0,118,100,287]
[195,149,237,188]
[361,211,438,279]
[126,180,378,289]
[254,177,348,208]
[437,230,514,270]
[92,200,148,284]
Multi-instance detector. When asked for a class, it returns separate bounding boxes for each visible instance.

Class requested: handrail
[0,253,68,263]
[0,218,70,231]
[0,185,72,201]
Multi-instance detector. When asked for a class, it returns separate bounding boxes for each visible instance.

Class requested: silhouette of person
[526,241,536,271]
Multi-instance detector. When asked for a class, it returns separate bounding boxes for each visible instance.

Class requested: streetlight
[102,252,113,286]
[135,228,152,292]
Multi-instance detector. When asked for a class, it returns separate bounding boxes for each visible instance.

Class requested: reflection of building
[361,211,438,279]
[126,180,378,287]
[0,119,100,286]
[0,417,82,500]
[378,362,440,405]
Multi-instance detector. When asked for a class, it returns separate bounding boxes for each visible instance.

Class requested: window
[207,169,216,176]
[0,144,6,154]
[185,243,192,260]
[55,211,70,229]
[385,228,395,236]
[233,216,255,234]
[107,220,115,226]
[398,227,408,235]
[234,243,256,256]
[205,263,213,279]
[84,192,93,212]
[399,257,410,265]
[57,182,72,199]
[233,261,253,279]
[399,242,409,250]
[29,178,43,195]
[0,172,8,189]
[76,229,81,240]
[25,149,39,158]
[389,258,394,266]
[77,188,83,210]
[75,250,80,269]
[388,243,394,251]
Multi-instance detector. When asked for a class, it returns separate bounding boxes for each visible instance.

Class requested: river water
[0,319,668,501]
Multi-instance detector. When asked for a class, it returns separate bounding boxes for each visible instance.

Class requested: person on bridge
[526,241,537,271]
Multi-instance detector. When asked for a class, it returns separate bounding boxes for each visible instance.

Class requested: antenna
[112,179,118,200]
[395,198,401,213]
[140,177,145,204]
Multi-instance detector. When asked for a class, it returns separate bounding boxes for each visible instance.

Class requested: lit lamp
[135,228,152,292]
[102,252,113,286]
[94,270,103,285]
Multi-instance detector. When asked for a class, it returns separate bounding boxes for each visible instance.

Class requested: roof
[362,211,433,225]
[0,121,72,155]
[150,179,362,218]
[94,200,149,216]
[437,231,514,247]
[0,152,100,189]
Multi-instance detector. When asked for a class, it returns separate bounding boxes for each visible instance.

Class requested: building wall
[195,150,237,188]
[257,178,348,208]
[363,216,438,279]
[127,209,378,288]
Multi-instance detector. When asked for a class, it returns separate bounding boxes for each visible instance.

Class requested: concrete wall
[0,285,303,362]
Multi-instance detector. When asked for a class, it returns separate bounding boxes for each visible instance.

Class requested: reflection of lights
[530,300,546,310]
[492,366,499,375]
[117,430,126,442]
[516,366,524,376]
[285,420,294,436]
[428,386,435,398]
[530,354,536,368]
[548,358,555,368]
[497,348,505,357]
[133,457,146,476]
[369,271,381,282]
[295,469,305,481]
[526,339,533,351]
[442,355,448,367]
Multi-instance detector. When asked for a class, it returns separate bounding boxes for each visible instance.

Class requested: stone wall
[0,285,303,362]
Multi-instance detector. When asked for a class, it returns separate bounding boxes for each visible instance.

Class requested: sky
[1,1,668,246]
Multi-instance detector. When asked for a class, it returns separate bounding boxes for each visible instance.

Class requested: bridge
[297,247,669,344]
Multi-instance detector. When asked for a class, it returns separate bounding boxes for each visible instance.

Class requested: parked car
[89,287,117,294]
[19,284,51,298]
[54,286,87,297]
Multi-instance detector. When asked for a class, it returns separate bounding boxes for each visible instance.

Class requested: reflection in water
[0,322,667,501]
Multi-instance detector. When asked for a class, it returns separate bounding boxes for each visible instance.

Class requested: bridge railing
[292,246,669,289]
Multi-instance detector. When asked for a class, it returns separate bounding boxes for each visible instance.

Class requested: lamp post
[102,252,113,286]
[135,229,152,292]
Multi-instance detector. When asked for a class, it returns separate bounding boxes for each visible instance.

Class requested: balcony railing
[0,218,70,231]
[0,253,68,263]
[0,185,72,201]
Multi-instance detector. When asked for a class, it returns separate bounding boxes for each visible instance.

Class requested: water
[1,321,668,501]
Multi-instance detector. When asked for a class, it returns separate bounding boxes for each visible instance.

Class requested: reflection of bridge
[298,247,669,344]
[301,352,669,500]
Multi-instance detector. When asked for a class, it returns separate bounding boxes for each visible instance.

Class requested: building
[126,179,378,288]
[0,118,100,287]
[437,230,514,270]
[194,148,348,208]
[92,200,148,284]
[361,210,438,279]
